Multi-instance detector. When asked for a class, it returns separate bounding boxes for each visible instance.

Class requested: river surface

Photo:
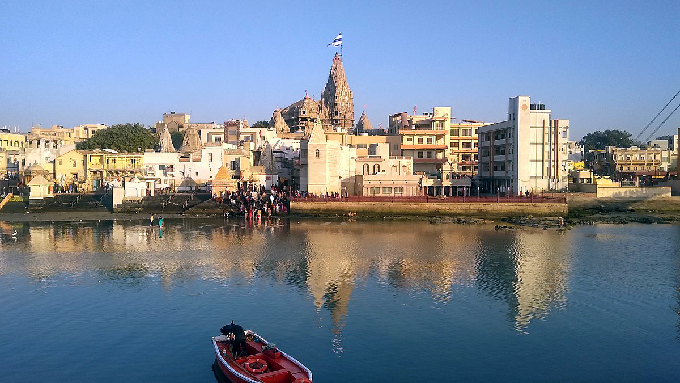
[0,218,678,382]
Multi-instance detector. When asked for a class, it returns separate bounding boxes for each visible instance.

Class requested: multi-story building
[0,128,26,151]
[224,119,249,146]
[389,107,450,176]
[448,121,486,176]
[477,96,570,194]
[74,124,108,139]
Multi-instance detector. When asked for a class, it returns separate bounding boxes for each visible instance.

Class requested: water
[0,219,679,382]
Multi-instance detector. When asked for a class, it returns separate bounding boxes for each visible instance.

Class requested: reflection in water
[475,230,570,332]
[0,219,572,337]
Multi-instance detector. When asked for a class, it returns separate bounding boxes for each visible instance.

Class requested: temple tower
[158,125,176,152]
[321,53,354,132]
[355,110,373,134]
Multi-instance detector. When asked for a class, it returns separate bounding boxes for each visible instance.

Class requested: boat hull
[212,331,312,383]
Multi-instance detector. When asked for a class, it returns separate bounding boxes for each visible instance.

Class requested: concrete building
[224,119,249,146]
[448,121,486,176]
[389,107,451,176]
[355,143,421,197]
[477,96,570,195]
[74,124,108,139]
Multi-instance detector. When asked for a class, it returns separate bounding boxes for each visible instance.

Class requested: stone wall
[595,186,671,199]
[291,201,567,218]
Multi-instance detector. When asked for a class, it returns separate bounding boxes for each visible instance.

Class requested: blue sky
[1,0,679,140]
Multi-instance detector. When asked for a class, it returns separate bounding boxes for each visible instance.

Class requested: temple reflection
[0,219,572,335]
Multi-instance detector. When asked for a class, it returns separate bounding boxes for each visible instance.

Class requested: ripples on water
[0,219,679,382]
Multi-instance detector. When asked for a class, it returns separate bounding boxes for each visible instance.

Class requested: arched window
[315,149,320,158]
[363,164,369,174]
[373,164,380,174]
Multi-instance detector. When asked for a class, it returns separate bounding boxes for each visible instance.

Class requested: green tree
[251,120,270,128]
[76,123,157,152]
[578,129,636,151]
[171,132,184,151]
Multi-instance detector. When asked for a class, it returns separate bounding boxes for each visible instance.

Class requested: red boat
[212,326,313,383]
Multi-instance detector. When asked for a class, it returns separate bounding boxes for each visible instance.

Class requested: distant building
[477,96,570,194]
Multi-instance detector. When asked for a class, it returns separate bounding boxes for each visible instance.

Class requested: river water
[0,218,678,382]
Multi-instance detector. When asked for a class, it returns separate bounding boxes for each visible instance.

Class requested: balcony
[401,144,448,150]
[414,158,447,164]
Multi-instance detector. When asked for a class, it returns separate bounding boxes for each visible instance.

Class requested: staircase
[0,193,13,210]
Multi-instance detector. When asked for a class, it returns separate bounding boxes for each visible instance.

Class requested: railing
[290,195,567,204]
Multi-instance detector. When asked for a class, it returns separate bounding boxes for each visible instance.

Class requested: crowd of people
[213,183,290,219]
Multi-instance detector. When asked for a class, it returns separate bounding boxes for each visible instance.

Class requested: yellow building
[0,129,26,151]
[54,150,87,191]
[87,151,144,190]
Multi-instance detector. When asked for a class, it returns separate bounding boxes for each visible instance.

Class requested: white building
[300,122,356,195]
[142,146,227,191]
[477,96,570,195]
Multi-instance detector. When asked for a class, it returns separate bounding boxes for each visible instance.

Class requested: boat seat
[257,369,291,383]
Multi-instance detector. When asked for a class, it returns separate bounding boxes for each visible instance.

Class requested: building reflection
[475,229,570,332]
[0,219,571,336]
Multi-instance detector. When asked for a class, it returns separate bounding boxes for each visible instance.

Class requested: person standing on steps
[150,214,154,226]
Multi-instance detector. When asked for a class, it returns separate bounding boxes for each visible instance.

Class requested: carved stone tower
[158,125,176,152]
[355,110,372,134]
[321,53,354,132]
[179,126,201,154]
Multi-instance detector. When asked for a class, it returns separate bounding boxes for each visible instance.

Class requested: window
[451,129,460,136]
[417,138,424,144]
[406,137,413,142]
[427,137,433,144]
[363,164,370,174]
[382,187,392,194]
[315,149,320,158]
[426,151,432,158]
[208,153,213,162]
[357,144,367,149]
[370,187,380,194]
[417,151,424,158]
[59,159,62,165]
[394,187,403,194]
[462,129,471,136]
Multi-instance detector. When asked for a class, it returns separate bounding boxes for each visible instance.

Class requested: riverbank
[1,194,680,226]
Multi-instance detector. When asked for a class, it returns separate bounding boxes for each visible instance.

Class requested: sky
[1,0,679,141]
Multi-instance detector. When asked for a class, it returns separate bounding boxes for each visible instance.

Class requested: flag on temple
[328,33,342,46]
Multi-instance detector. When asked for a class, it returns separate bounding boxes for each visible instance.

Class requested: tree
[251,120,270,128]
[171,132,184,151]
[76,123,157,152]
[578,129,636,151]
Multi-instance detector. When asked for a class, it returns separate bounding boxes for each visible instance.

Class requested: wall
[291,201,567,218]
[652,180,680,196]
[595,186,671,199]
